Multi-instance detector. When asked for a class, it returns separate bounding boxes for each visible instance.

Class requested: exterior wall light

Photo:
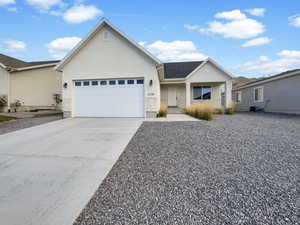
[63,82,68,89]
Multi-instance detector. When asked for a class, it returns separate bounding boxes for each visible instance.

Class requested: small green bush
[158,103,167,117]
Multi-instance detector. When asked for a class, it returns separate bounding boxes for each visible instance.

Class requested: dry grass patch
[186,102,213,121]
[0,115,18,123]
[225,100,236,115]
[158,103,168,117]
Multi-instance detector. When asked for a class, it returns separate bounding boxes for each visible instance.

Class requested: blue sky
[0,0,300,77]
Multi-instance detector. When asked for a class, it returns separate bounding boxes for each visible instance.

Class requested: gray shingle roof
[163,61,203,79]
[237,69,300,88]
[0,53,59,69]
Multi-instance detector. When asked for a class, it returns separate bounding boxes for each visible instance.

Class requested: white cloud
[289,15,300,27]
[259,56,269,61]
[215,9,246,20]
[0,0,15,6]
[245,8,266,17]
[185,9,265,39]
[7,6,17,12]
[45,37,81,59]
[242,37,271,47]
[143,40,207,62]
[63,4,102,23]
[278,50,300,58]
[235,50,300,75]
[1,40,27,52]
[138,41,146,46]
[26,0,66,11]
[184,24,201,31]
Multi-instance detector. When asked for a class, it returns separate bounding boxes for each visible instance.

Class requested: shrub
[214,107,225,115]
[158,103,167,117]
[186,102,213,121]
[225,100,235,115]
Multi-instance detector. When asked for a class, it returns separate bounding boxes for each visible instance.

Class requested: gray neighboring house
[232,69,300,115]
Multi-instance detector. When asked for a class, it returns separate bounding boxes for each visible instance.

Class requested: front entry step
[167,107,185,114]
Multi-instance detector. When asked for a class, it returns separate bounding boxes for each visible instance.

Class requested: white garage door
[73,79,144,117]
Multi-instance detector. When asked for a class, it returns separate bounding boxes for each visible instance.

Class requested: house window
[75,81,81,86]
[100,80,107,85]
[137,80,144,84]
[127,80,135,84]
[254,86,264,102]
[118,80,125,85]
[193,86,212,100]
[92,81,98,86]
[109,80,116,85]
[236,91,242,103]
[83,81,90,86]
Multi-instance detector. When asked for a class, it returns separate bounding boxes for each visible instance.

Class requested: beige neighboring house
[55,18,233,118]
[0,54,61,112]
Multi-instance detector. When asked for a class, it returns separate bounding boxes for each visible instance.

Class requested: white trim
[55,18,161,71]
[234,70,300,91]
[0,62,6,69]
[13,63,57,71]
[253,86,264,103]
[185,58,234,80]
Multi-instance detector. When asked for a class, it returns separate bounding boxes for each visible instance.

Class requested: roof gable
[55,18,161,71]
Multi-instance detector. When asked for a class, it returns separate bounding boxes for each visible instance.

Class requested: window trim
[236,91,242,104]
[253,86,264,103]
[192,86,212,100]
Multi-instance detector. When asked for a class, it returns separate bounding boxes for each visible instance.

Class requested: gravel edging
[0,115,63,135]
[73,113,300,225]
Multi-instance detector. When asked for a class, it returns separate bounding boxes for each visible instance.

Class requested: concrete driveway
[0,118,142,225]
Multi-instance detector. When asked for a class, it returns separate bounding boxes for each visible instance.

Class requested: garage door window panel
[83,81,90,86]
[75,81,82,86]
[127,80,135,85]
[109,80,116,85]
[100,80,107,85]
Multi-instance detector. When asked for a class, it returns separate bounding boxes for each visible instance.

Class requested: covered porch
[160,80,232,112]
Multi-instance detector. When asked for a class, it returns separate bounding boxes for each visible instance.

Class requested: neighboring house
[0,54,61,112]
[55,19,233,118]
[233,69,300,115]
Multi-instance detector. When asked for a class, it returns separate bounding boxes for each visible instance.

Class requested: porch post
[224,80,232,108]
[186,82,191,107]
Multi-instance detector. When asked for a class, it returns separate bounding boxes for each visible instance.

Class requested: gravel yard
[0,115,62,135]
[74,113,300,225]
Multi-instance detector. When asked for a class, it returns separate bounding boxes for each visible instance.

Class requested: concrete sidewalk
[0,118,142,225]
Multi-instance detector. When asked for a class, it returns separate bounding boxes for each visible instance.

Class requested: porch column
[224,80,232,108]
[185,82,191,107]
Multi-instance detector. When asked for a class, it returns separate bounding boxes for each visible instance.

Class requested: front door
[168,86,177,107]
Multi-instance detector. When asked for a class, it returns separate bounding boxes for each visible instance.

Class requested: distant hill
[233,76,261,89]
